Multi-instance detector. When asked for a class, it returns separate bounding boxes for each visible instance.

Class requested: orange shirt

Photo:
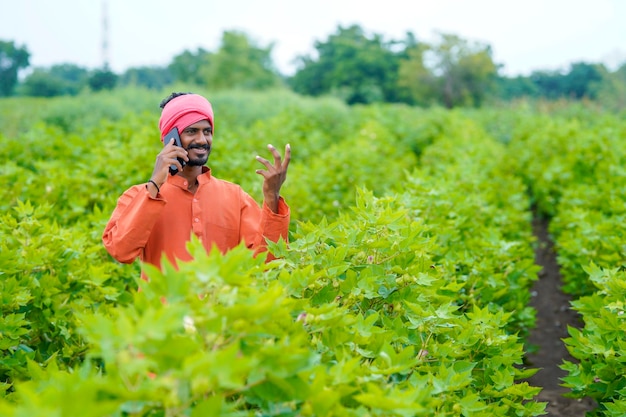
[102,167,290,269]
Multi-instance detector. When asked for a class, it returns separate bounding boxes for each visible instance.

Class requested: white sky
[2,0,625,77]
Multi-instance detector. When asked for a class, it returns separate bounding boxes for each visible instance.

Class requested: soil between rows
[524,216,596,416]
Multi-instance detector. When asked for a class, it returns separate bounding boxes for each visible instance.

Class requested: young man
[102,92,291,271]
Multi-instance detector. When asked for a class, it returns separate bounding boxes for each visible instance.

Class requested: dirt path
[525,216,596,416]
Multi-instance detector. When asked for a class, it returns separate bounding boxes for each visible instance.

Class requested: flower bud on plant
[418,349,429,360]
[183,315,196,333]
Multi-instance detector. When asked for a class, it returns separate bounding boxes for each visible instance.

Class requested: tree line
[1,25,625,109]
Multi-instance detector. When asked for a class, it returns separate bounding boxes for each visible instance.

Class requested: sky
[2,0,625,77]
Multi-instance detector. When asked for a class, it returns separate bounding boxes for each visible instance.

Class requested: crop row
[508,113,626,416]
[1,88,621,415]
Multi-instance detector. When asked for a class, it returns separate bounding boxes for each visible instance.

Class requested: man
[102,92,291,271]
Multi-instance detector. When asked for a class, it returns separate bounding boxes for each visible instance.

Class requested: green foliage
[4,26,626,109]
[119,66,174,90]
[6,89,626,415]
[16,65,121,98]
[354,104,446,156]
[202,31,283,90]
[18,64,90,97]
[1,193,545,415]
[0,87,163,138]
[561,265,626,416]
[289,24,403,104]
[0,40,30,97]
[595,63,626,112]
[564,62,606,99]
[508,113,626,295]
[527,62,607,101]
[19,69,71,97]
[206,88,326,133]
[493,75,539,102]
[89,68,118,92]
[168,47,212,86]
[403,114,539,337]
[505,106,626,414]
[398,32,498,108]
[495,61,624,112]
[286,118,418,222]
[0,200,134,386]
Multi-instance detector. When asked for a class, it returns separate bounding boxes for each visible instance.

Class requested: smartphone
[163,127,186,175]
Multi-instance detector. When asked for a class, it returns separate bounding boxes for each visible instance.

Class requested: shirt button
[193,198,198,203]
[194,218,199,223]
[183,181,188,186]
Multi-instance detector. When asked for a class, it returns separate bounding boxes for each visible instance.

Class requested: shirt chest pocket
[196,207,241,248]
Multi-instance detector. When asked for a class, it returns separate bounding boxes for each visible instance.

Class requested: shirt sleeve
[102,184,166,263]
[239,191,290,259]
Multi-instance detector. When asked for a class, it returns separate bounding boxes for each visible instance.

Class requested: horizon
[3,0,625,77]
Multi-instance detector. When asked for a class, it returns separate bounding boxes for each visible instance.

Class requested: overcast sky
[2,0,625,77]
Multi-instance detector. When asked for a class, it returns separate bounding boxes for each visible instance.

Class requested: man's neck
[178,166,203,187]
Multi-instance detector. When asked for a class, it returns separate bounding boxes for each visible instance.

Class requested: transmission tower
[101,0,110,70]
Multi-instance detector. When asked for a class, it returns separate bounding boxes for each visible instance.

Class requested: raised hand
[255,143,291,213]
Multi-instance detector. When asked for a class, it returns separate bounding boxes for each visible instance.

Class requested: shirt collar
[198,167,212,184]
[167,167,212,189]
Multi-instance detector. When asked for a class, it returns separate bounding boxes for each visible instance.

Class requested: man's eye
[203,129,212,135]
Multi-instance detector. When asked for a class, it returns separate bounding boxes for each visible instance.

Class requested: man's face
[180,120,213,166]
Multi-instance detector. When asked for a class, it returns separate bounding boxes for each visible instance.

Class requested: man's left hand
[256,143,291,213]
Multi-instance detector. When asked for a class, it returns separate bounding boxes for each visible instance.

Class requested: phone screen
[164,127,186,175]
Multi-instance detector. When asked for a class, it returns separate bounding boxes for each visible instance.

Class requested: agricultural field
[0,87,625,416]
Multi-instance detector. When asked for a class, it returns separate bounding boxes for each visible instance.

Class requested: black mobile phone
[163,127,186,175]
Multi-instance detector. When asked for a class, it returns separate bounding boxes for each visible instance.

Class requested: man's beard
[186,144,211,166]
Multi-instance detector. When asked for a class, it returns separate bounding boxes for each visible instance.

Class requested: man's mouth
[188,145,210,153]
[186,145,211,166]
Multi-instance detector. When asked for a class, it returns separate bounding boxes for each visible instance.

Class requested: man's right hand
[148,138,188,195]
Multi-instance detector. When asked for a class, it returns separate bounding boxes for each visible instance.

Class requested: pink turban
[158,94,214,141]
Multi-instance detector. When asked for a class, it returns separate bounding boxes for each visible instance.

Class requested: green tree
[397,43,438,106]
[563,61,606,99]
[493,75,539,100]
[201,31,281,90]
[20,68,67,97]
[0,40,30,96]
[507,62,608,101]
[168,48,211,85]
[491,61,615,104]
[529,70,565,100]
[289,25,403,104]
[19,64,88,97]
[596,62,626,111]
[120,66,174,89]
[398,32,498,108]
[88,68,117,91]
[49,64,89,86]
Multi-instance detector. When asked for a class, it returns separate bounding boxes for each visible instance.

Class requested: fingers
[255,154,271,170]
[268,144,282,166]
[255,143,291,197]
[163,139,189,163]
[282,143,291,170]
[152,140,188,181]
[165,138,189,158]
[170,158,185,172]
[256,143,291,170]
[255,145,279,171]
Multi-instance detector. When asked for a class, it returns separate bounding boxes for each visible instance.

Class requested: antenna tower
[101,0,110,69]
